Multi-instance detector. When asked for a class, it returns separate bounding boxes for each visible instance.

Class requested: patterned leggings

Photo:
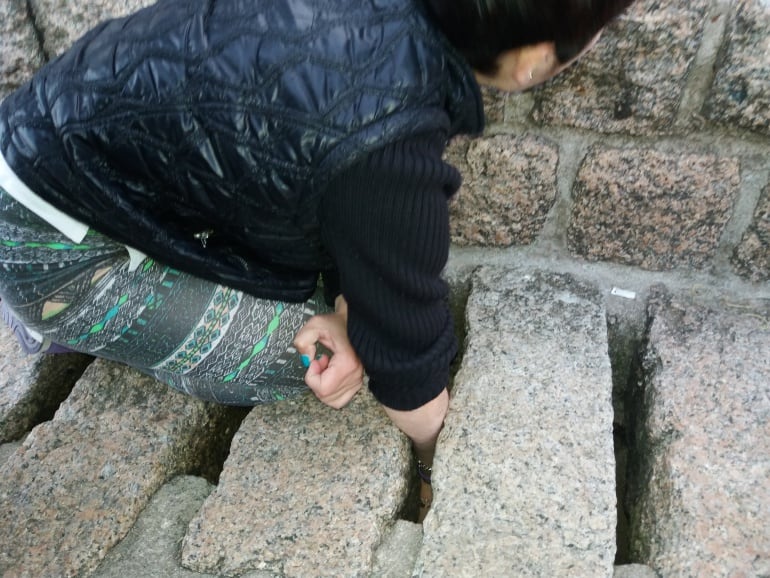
[0,187,330,405]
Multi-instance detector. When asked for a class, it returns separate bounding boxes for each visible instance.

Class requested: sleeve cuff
[367,363,450,411]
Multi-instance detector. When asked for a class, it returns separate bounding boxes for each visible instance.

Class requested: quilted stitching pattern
[0,0,481,300]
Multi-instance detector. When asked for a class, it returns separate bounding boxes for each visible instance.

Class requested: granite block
[181,388,411,577]
[532,0,708,135]
[0,0,45,99]
[93,476,275,578]
[569,146,740,269]
[0,359,231,577]
[628,291,770,577]
[415,268,616,577]
[0,441,22,467]
[733,183,770,282]
[614,564,658,578]
[0,325,93,443]
[705,0,770,135]
[30,0,156,58]
[371,521,423,578]
[480,86,506,125]
[448,134,559,247]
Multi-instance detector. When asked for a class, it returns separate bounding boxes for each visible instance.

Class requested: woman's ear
[474,42,557,92]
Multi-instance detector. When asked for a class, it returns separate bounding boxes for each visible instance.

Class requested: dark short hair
[425,0,636,73]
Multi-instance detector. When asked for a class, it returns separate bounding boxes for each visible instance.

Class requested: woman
[0,0,635,517]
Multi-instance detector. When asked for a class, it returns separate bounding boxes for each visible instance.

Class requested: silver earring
[529,70,534,80]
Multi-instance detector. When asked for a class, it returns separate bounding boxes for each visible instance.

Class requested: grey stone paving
[0,360,232,577]
[180,390,411,577]
[416,268,617,577]
[628,289,770,577]
[1,267,767,576]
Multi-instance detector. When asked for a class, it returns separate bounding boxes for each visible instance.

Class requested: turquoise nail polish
[301,354,311,368]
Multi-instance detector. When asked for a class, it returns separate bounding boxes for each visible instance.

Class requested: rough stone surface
[448,135,559,247]
[29,0,156,58]
[0,441,21,467]
[91,476,272,578]
[613,564,658,578]
[480,86,506,125]
[733,183,770,281]
[533,0,707,135]
[0,0,45,100]
[371,521,423,578]
[415,268,616,577]
[628,290,770,577]
[705,0,770,135]
[0,325,93,443]
[181,389,411,577]
[0,359,231,577]
[92,476,220,578]
[569,146,741,270]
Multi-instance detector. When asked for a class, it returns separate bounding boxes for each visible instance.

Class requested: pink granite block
[448,134,559,246]
[181,389,411,578]
[0,359,229,577]
[0,325,93,443]
[705,0,770,135]
[533,0,708,135]
[733,184,770,281]
[568,146,740,269]
[629,290,770,577]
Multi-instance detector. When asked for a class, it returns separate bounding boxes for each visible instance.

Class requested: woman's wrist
[381,388,449,462]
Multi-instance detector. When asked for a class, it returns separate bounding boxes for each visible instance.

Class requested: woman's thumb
[293,321,319,368]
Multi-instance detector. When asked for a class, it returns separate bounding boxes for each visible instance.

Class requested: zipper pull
[193,229,214,248]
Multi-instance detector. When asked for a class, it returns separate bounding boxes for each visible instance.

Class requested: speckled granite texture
[628,290,770,577]
[448,135,559,246]
[181,389,411,577]
[416,268,616,577]
[569,146,741,269]
[733,183,770,281]
[29,0,156,58]
[0,326,93,443]
[533,0,708,135]
[0,359,231,577]
[0,0,768,575]
[705,0,770,135]
[0,0,45,99]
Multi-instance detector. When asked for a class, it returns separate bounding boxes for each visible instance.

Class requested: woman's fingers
[294,312,364,409]
[304,351,362,408]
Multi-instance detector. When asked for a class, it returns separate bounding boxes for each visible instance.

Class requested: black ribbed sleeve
[319,132,462,411]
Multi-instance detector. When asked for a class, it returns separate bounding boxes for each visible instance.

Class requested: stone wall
[1,0,768,282]
[447,0,770,283]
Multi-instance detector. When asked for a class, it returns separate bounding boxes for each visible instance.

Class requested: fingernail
[301,354,311,368]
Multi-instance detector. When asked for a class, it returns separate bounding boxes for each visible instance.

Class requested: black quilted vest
[0,0,483,301]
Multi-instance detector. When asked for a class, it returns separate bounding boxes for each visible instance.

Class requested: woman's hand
[293,295,364,409]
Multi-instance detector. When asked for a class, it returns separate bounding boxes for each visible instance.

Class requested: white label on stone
[611,287,637,300]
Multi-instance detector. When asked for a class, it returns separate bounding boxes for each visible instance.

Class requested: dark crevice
[184,404,251,485]
[23,0,50,62]
[606,306,652,566]
[1,353,94,445]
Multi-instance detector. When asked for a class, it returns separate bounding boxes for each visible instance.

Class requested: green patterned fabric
[0,187,330,405]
